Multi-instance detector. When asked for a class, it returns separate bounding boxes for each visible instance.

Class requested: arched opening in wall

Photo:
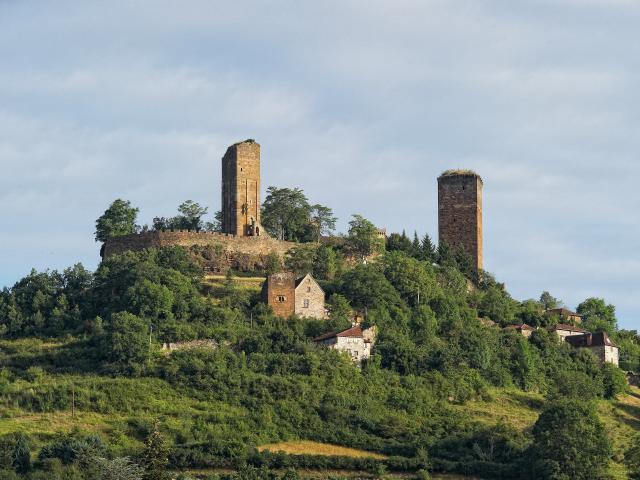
[256,227,260,236]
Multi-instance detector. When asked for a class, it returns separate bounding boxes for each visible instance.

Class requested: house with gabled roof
[546,308,583,324]
[548,323,589,342]
[313,325,377,364]
[504,323,536,338]
[565,331,619,366]
[262,272,327,319]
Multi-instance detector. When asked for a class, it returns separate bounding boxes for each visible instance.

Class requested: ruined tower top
[221,139,265,237]
[438,169,483,271]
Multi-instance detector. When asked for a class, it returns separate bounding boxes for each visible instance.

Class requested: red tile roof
[548,324,588,334]
[565,332,618,348]
[504,324,535,331]
[313,326,363,342]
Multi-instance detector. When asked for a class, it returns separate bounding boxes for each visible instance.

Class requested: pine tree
[12,434,30,474]
[421,234,436,263]
[412,231,421,258]
[141,424,169,480]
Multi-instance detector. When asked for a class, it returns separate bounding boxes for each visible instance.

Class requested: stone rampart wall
[102,231,296,272]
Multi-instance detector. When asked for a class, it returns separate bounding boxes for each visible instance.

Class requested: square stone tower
[438,170,483,271]
[221,139,264,237]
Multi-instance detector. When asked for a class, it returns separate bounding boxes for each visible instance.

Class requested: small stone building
[546,308,583,324]
[504,324,536,338]
[548,323,589,342]
[565,332,619,366]
[262,272,326,319]
[313,325,376,364]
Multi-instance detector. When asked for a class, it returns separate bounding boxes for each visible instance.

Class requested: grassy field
[258,440,387,460]
[451,386,640,479]
[0,338,636,478]
[202,274,266,302]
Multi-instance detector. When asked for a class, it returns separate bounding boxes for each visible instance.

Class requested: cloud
[0,0,638,329]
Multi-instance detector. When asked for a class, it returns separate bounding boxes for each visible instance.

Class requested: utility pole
[71,383,75,419]
[148,325,153,365]
[417,286,420,306]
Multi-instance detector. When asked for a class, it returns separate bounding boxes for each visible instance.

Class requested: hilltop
[0,239,638,479]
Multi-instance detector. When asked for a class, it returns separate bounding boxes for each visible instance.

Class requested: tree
[420,234,437,263]
[386,231,412,255]
[577,298,617,334]
[153,201,209,231]
[95,199,139,243]
[382,251,441,308]
[436,240,454,266]
[347,214,384,259]
[101,312,150,375]
[309,204,337,241]
[206,210,224,232]
[313,245,337,280]
[261,187,312,241]
[264,252,283,276]
[478,286,517,325]
[527,400,612,480]
[141,424,170,480]
[340,265,402,311]
[327,292,351,317]
[11,435,30,474]
[284,245,317,276]
[601,362,628,399]
[96,457,144,480]
[540,291,561,310]
[176,200,208,231]
[411,231,421,257]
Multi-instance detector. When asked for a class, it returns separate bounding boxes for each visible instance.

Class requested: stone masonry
[221,140,264,237]
[438,170,483,271]
[262,272,327,319]
[294,273,327,319]
[102,230,295,272]
[263,272,297,318]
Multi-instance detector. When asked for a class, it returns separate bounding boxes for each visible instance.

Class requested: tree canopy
[95,199,139,242]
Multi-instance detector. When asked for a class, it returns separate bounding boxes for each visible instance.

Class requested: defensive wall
[102,230,296,272]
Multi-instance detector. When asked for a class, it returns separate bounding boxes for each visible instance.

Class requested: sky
[0,0,638,329]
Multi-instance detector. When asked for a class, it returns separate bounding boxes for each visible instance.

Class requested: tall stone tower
[438,170,483,271]
[221,139,264,237]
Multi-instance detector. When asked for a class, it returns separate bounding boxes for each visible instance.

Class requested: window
[307,287,311,292]
[303,299,310,308]
[277,296,286,303]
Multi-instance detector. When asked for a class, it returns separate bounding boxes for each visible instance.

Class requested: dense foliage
[0,215,634,478]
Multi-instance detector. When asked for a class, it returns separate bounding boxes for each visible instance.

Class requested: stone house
[565,332,620,366]
[313,325,376,364]
[548,323,589,342]
[262,272,327,319]
[504,324,536,338]
[546,308,583,324]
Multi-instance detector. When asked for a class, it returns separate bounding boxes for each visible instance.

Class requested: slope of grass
[0,338,636,479]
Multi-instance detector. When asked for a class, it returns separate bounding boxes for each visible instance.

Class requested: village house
[546,308,583,324]
[313,325,377,364]
[548,323,589,342]
[504,324,536,338]
[262,272,327,319]
[565,331,620,366]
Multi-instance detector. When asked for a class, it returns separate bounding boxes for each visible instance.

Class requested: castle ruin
[103,139,486,275]
[221,140,265,237]
[438,170,483,271]
[102,139,294,271]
